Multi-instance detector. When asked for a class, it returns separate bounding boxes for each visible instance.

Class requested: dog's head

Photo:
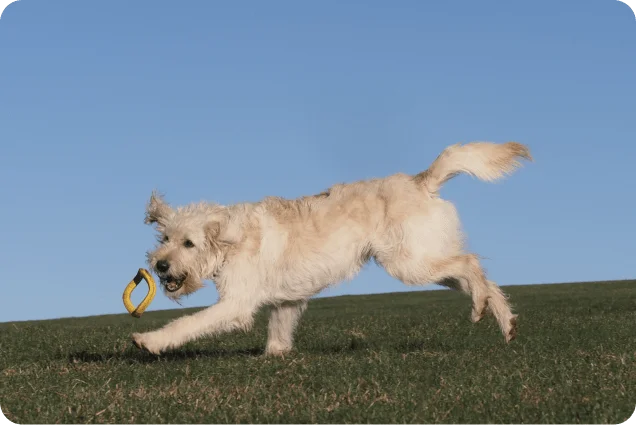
[143,191,235,301]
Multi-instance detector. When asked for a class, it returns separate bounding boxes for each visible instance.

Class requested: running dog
[132,141,532,356]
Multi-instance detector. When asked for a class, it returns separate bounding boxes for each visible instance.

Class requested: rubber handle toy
[123,268,156,318]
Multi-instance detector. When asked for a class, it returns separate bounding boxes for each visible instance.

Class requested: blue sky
[1,0,634,322]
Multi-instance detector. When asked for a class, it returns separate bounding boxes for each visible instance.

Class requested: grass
[1,279,635,424]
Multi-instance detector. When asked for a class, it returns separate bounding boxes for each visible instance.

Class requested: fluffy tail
[414,141,532,194]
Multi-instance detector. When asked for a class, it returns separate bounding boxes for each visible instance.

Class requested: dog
[132,141,532,356]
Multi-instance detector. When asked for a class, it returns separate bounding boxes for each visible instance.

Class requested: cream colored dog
[132,141,532,356]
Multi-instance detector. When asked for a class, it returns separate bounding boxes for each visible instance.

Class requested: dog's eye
[162,235,169,243]
[184,239,195,248]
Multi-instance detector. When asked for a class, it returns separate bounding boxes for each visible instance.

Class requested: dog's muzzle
[159,274,186,292]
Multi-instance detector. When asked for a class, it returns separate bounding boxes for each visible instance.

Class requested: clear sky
[1,0,634,323]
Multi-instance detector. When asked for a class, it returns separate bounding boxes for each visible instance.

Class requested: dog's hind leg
[437,276,489,324]
[381,253,517,342]
[265,300,307,356]
[434,255,517,342]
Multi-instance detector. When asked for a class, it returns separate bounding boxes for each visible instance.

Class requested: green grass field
[1,280,634,424]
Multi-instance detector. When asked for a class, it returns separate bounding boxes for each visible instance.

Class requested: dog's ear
[205,218,241,246]
[144,191,173,225]
[205,221,221,241]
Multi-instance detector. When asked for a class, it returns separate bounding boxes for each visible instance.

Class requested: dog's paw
[264,350,287,359]
[471,299,489,323]
[505,315,518,343]
[131,332,164,355]
[265,348,291,358]
[264,341,292,358]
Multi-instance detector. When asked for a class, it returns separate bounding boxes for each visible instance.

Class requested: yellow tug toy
[123,268,156,318]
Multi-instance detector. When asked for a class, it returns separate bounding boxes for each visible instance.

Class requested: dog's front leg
[265,300,308,356]
[131,300,257,355]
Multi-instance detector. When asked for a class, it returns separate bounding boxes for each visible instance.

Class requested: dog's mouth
[159,274,186,292]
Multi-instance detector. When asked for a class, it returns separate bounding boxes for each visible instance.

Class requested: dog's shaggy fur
[132,141,532,356]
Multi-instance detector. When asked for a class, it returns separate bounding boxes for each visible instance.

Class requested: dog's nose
[156,260,170,273]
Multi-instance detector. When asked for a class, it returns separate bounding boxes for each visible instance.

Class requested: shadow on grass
[66,340,373,365]
[393,338,464,353]
[66,335,467,365]
[303,337,371,354]
[67,342,369,364]
[67,346,264,364]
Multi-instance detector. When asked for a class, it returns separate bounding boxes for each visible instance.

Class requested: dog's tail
[414,142,532,194]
